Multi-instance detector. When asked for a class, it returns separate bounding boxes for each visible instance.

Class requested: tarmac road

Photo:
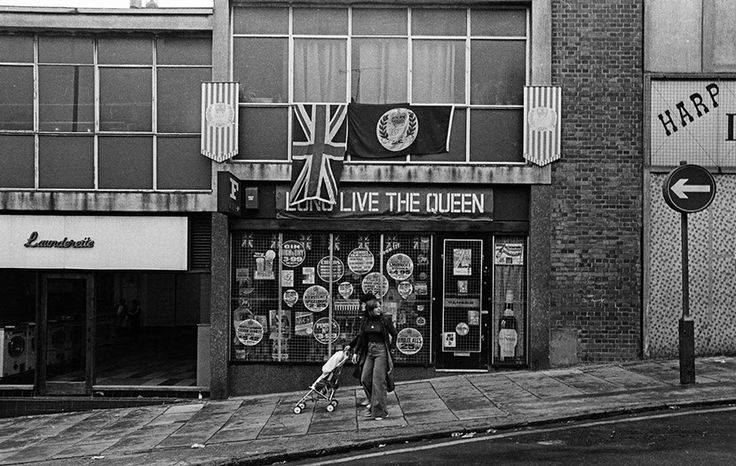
[300,405,736,465]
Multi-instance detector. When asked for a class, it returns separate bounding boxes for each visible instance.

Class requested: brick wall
[549,0,643,361]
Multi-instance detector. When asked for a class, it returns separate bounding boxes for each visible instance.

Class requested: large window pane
[0,34,33,62]
[351,39,407,103]
[0,135,34,188]
[39,65,95,132]
[158,36,212,66]
[412,40,465,104]
[0,66,33,130]
[158,68,210,133]
[39,136,94,188]
[352,8,407,35]
[157,136,211,190]
[411,108,466,162]
[236,107,288,161]
[412,9,466,36]
[471,40,526,105]
[98,36,152,64]
[471,9,527,36]
[233,7,288,35]
[98,136,152,189]
[100,68,152,132]
[234,38,288,103]
[469,109,523,162]
[38,36,93,64]
[294,39,346,103]
[293,8,348,35]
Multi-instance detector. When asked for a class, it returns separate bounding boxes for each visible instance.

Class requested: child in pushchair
[293,346,353,414]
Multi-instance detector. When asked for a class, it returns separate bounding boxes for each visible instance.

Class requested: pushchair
[293,348,352,414]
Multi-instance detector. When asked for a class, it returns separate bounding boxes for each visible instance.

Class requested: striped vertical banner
[523,86,562,166]
[201,82,239,163]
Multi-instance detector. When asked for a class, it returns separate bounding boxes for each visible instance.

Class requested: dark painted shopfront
[222,179,531,393]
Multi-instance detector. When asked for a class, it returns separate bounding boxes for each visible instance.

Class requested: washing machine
[0,326,28,378]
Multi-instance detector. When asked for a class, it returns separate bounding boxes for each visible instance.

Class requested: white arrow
[671,178,711,199]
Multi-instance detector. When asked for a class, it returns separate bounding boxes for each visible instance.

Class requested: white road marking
[303,405,736,464]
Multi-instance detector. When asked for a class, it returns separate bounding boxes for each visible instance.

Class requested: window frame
[231,5,530,165]
[0,33,212,192]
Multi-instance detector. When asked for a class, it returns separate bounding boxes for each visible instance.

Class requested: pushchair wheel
[326,403,335,413]
[293,406,302,414]
[331,400,339,408]
[298,402,306,410]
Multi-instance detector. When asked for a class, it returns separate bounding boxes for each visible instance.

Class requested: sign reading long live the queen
[277,186,493,221]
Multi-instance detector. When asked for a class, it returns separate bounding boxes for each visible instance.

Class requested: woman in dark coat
[347,296,398,420]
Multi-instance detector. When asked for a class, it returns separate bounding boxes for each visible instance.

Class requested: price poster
[453,249,472,276]
[397,328,424,355]
[236,319,264,346]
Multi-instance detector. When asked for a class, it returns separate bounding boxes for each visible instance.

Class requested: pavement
[1,356,735,465]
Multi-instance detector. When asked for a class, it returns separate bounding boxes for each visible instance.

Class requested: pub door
[433,235,492,371]
[37,273,94,395]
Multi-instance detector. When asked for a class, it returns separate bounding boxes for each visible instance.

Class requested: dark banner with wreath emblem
[346,103,453,158]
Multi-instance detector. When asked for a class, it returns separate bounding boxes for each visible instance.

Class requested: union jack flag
[289,104,347,207]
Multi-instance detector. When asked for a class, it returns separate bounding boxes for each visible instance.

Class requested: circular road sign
[662,164,716,214]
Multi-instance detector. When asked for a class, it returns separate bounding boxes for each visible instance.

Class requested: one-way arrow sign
[671,178,712,199]
[662,164,716,213]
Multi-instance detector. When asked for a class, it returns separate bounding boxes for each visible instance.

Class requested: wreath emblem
[376,108,418,151]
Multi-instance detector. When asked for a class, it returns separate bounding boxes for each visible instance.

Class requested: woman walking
[348,295,398,420]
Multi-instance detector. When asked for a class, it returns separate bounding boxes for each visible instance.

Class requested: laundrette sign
[24,231,95,249]
[276,187,493,220]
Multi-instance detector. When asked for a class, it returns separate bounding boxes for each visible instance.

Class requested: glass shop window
[231,231,433,365]
[232,6,529,164]
[492,236,527,366]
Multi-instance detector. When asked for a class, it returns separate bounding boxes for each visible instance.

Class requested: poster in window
[442,332,456,348]
[269,309,291,341]
[254,250,276,280]
[396,328,423,355]
[303,285,329,313]
[317,256,344,283]
[338,281,354,299]
[456,322,470,336]
[236,319,264,346]
[347,247,374,275]
[281,240,306,267]
[361,272,389,298]
[494,243,524,266]
[283,289,299,308]
[294,311,313,336]
[281,270,294,287]
[453,249,472,276]
[397,281,413,299]
[386,253,414,281]
[458,280,468,294]
[302,267,315,284]
[313,317,340,344]
[415,282,428,296]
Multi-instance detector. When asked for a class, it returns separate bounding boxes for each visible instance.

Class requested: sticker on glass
[302,267,315,284]
[386,253,414,281]
[416,304,425,313]
[269,309,291,341]
[397,281,413,299]
[283,289,299,308]
[458,280,468,294]
[456,322,470,336]
[347,247,375,275]
[317,256,344,283]
[281,240,306,267]
[313,317,339,344]
[361,272,389,298]
[236,268,254,296]
[236,319,264,346]
[416,316,426,327]
[303,285,329,312]
[294,312,313,336]
[468,310,480,326]
[338,281,354,299]
[414,282,428,296]
[396,328,424,355]
[453,249,472,276]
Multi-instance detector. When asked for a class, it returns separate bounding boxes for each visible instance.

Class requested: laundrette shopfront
[224,178,530,394]
[0,214,210,396]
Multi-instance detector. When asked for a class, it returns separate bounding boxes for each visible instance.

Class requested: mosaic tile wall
[648,174,736,357]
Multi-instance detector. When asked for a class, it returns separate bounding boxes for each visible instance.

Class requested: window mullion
[33,34,39,189]
[466,8,472,163]
[93,37,99,190]
[288,7,294,162]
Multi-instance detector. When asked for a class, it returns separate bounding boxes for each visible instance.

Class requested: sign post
[662,162,716,385]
